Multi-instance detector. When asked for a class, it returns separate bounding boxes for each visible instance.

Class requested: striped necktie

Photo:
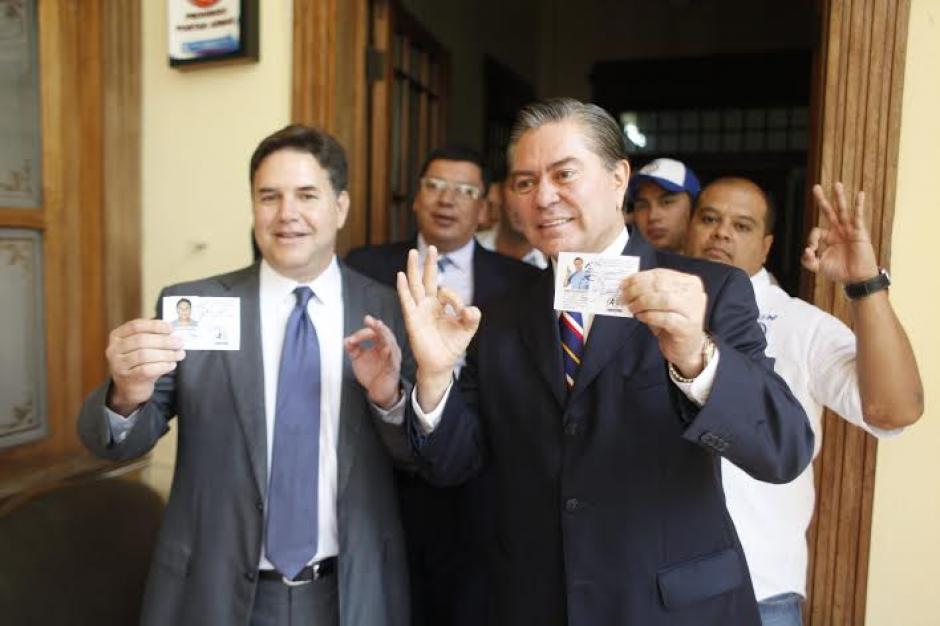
[437,255,454,275]
[559,310,585,390]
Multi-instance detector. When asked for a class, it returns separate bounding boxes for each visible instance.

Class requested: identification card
[553,252,641,317]
[162,296,241,350]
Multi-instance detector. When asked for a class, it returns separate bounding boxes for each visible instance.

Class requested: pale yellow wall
[139,0,293,495]
[866,0,940,623]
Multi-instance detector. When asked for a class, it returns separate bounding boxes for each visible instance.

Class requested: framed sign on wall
[168,0,259,67]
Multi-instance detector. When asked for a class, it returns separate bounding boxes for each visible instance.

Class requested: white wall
[139,0,293,495]
[866,0,940,623]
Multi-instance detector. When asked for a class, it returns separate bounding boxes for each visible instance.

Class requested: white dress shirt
[257,257,344,567]
[721,268,902,601]
[417,233,475,306]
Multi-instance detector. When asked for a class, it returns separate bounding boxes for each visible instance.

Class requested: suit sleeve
[677,268,814,484]
[404,339,486,487]
[76,290,178,461]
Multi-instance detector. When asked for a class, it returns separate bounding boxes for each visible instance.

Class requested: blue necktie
[560,311,585,391]
[437,255,453,275]
[265,286,321,579]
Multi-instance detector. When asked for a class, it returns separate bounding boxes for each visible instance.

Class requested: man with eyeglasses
[346,145,539,626]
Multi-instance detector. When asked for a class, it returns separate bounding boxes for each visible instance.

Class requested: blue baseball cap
[628,158,701,201]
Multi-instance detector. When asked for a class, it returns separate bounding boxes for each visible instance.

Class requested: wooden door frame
[291,1,911,622]
[803,0,910,623]
[0,0,143,511]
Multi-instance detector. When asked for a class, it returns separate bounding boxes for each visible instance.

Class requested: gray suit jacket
[78,262,411,626]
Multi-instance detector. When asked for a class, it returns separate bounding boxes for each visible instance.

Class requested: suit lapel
[220,265,268,499]
[337,265,366,495]
[567,234,659,405]
[471,241,492,305]
[518,268,566,409]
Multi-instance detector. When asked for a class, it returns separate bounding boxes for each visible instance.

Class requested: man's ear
[336,190,351,229]
[761,234,774,264]
[613,159,631,206]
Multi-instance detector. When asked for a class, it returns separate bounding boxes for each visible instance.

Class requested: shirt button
[255,500,264,512]
[565,498,579,512]
[565,423,579,436]
[245,571,257,582]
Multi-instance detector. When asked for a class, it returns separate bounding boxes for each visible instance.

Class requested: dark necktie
[265,286,321,579]
[560,310,585,390]
[437,255,454,275]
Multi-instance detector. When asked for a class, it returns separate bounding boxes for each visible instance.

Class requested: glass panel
[791,106,809,127]
[0,229,46,448]
[679,132,699,153]
[410,45,421,80]
[723,132,743,152]
[768,130,788,151]
[0,0,42,207]
[745,108,767,129]
[745,130,764,151]
[393,35,403,69]
[658,134,677,153]
[680,110,699,132]
[702,109,721,131]
[659,112,678,131]
[389,78,403,195]
[637,111,657,132]
[701,132,720,152]
[789,129,808,151]
[723,109,743,131]
[768,107,789,129]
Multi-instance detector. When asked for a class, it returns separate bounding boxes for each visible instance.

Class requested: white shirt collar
[259,256,343,305]
[751,267,771,289]
[417,233,476,272]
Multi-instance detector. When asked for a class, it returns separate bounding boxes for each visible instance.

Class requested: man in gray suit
[78,125,411,626]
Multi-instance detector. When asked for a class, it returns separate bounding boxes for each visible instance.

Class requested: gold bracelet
[667,335,716,384]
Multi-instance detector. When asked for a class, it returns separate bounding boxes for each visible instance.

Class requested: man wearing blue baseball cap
[629,157,701,252]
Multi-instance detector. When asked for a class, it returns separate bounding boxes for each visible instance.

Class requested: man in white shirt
[475,177,548,268]
[78,125,412,626]
[685,176,924,626]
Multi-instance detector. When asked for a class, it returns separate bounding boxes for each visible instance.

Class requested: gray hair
[508,98,627,170]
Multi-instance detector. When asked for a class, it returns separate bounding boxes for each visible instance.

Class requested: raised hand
[803,182,880,284]
[106,319,185,415]
[344,315,402,409]
[621,268,708,378]
[396,246,481,411]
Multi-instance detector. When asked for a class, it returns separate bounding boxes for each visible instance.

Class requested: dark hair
[177,298,191,309]
[249,124,348,193]
[508,98,627,170]
[418,145,489,190]
[694,177,776,235]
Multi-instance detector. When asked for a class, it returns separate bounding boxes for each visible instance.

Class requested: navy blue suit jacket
[409,233,814,626]
[347,238,540,626]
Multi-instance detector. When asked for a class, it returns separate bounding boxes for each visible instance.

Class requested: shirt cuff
[410,380,454,435]
[371,388,407,425]
[669,348,721,407]
[105,405,140,444]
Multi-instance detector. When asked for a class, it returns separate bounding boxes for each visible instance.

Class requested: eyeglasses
[419,176,483,201]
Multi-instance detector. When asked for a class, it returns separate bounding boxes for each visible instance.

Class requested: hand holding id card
[553,251,640,317]
[162,296,241,350]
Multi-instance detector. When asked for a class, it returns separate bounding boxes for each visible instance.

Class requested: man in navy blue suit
[394,99,814,625]
[346,145,539,626]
